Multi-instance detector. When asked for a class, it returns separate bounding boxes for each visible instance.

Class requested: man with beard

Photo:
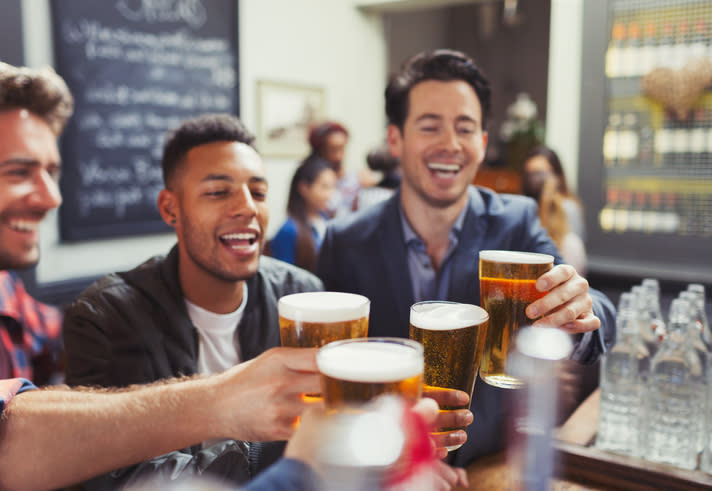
[317,49,616,467]
[0,63,66,385]
[63,113,325,489]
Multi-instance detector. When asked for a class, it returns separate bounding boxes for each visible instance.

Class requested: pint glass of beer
[278,292,370,348]
[316,337,424,410]
[479,250,554,389]
[409,301,488,450]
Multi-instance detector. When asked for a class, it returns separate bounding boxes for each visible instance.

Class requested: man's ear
[386,124,403,158]
[157,189,178,226]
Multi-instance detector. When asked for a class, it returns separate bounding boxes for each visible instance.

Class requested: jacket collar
[447,187,488,304]
[378,190,415,316]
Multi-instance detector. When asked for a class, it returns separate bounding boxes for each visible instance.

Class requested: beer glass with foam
[409,301,488,450]
[278,291,370,348]
[316,337,423,410]
[279,292,369,402]
[479,250,554,389]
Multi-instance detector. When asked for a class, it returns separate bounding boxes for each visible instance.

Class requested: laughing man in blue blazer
[317,49,615,469]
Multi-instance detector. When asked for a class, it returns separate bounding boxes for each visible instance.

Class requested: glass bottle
[596,292,643,456]
[643,298,701,470]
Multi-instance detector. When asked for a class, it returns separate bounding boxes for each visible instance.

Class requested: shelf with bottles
[603,93,712,173]
[606,3,712,81]
[598,184,712,237]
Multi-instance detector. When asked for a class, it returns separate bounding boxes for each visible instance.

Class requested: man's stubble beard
[181,214,260,284]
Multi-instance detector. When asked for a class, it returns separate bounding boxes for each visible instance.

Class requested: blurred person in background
[522,171,587,275]
[522,145,586,241]
[270,157,336,272]
[355,143,401,211]
[304,121,375,217]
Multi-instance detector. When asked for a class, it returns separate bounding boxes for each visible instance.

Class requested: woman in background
[304,121,359,217]
[522,148,587,275]
[522,145,586,241]
[270,157,336,272]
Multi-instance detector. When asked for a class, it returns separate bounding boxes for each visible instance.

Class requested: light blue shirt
[399,198,469,302]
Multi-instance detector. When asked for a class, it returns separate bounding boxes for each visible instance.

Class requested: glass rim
[410,301,488,330]
[317,337,424,383]
[479,250,554,264]
[278,291,370,322]
[318,336,423,354]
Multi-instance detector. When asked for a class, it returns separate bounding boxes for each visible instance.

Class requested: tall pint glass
[479,250,554,389]
[278,292,370,348]
[317,338,423,410]
[409,301,488,450]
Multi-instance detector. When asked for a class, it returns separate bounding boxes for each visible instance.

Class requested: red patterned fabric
[0,271,62,382]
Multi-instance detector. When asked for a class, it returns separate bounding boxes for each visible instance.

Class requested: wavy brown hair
[0,62,74,136]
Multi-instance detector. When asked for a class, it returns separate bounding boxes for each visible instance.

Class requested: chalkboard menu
[51,0,239,240]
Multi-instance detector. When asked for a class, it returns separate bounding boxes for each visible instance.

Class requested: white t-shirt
[185,286,247,376]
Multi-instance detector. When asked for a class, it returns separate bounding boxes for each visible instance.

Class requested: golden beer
[278,292,370,348]
[317,338,423,410]
[479,250,554,389]
[409,301,488,449]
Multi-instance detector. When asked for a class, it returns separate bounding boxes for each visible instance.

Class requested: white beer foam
[479,250,554,264]
[317,341,423,383]
[279,292,370,322]
[410,302,488,331]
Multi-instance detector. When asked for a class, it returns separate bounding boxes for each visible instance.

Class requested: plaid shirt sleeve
[0,271,63,382]
[0,378,36,415]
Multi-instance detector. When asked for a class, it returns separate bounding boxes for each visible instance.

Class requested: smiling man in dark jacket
[63,114,323,490]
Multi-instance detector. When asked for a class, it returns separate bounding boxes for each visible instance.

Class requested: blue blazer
[317,186,616,466]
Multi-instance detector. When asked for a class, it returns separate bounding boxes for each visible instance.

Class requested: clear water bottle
[643,298,701,470]
[596,292,643,456]
[631,285,654,381]
[680,290,708,454]
[687,284,710,350]
[641,278,667,346]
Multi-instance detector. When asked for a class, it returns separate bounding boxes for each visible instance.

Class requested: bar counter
[461,389,712,490]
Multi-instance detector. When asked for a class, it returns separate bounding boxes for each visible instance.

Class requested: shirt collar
[399,195,470,246]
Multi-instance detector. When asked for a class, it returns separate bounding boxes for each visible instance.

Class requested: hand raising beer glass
[479,250,554,389]
[409,301,488,451]
[316,338,424,410]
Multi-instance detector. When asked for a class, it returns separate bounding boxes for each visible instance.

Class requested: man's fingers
[557,311,601,334]
[412,397,440,424]
[286,373,322,396]
[422,387,470,408]
[527,281,587,320]
[269,347,319,372]
[454,466,469,487]
[430,430,467,451]
[534,263,575,292]
[432,460,467,490]
[435,409,473,431]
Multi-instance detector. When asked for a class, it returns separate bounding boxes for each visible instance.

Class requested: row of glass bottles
[596,280,711,471]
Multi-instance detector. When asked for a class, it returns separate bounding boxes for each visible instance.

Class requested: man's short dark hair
[0,62,74,136]
[385,49,491,131]
[161,113,256,186]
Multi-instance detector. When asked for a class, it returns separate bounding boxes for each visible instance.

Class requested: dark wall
[449,1,551,154]
[0,0,24,65]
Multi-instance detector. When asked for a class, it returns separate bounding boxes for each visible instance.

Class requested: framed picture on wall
[257,80,325,158]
